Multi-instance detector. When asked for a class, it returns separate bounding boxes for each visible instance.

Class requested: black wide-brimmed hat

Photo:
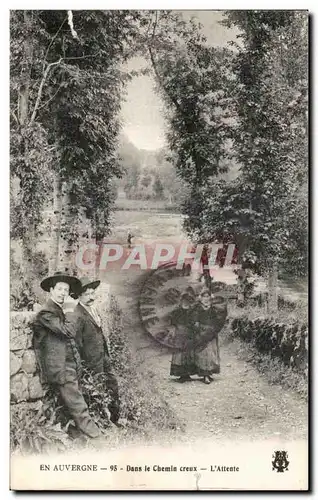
[72,276,101,299]
[180,291,195,303]
[40,272,81,294]
[185,286,196,297]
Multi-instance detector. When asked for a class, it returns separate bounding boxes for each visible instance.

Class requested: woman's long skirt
[195,337,220,376]
[170,350,197,377]
[170,337,220,377]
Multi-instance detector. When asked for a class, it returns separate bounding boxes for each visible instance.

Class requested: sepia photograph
[9,8,308,491]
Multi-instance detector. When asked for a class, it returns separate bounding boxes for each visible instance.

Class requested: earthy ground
[99,209,308,445]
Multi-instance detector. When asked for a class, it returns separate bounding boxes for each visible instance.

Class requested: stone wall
[10,312,44,403]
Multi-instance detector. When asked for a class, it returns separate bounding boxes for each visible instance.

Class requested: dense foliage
[146,11,308,285]
[10,401,72,455]
[10,10,145,271]
[11,10,307,280]
[220,11,308,276]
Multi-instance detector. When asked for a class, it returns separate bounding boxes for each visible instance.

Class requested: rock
[21,350,37,374]
[11,328,28,351]
[10,312,34,351]
[10,352,22,376]
[28,375,44,400]
[26,332,33,349]
[11,373,29,402]
[12,400,43,414]
[13,350,24,358]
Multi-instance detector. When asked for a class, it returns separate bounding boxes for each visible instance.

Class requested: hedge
[230,316,308,375]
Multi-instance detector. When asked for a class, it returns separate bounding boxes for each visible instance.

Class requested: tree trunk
[19,11,33,126]
[21,226,35,276]
[267,263,278,313]
[58,183,79,275]
[49,173,63,274]
[95,237,103,279]
[236,234,248,266]
[78,210,94,278]
[18,11,34,275]
[94,217,104,279]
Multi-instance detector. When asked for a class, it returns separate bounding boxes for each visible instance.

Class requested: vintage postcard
[9,9,308,491]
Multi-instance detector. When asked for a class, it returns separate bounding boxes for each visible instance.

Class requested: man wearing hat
[32,272,101,439]
[68,277,120,425]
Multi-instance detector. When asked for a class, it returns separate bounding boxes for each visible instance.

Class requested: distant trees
[153,175,164,199]
[141,175,152,188]
[118,136,188,205]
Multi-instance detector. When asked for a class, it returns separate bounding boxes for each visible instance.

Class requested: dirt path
[98,209,307,444]
[104,266,307,444]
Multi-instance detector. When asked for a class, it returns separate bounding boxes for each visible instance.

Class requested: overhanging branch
[30,50,102,122]
[30,58,62,124]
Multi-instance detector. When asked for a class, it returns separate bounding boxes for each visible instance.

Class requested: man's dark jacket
[32,299,81,385]
[68,303,110,374]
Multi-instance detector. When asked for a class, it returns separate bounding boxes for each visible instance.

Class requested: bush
[10,262,37,311]
[246,292,299,311]
[99,295,180,432]
[277,295,297,310]
[10,400,72,455]
[80,367,113,431]
[10,250,48,311]
[106,295,131,374]
[224,330,308,400]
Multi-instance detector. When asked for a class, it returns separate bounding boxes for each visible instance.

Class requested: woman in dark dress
[170,292,196,383]
[192,287,221,384]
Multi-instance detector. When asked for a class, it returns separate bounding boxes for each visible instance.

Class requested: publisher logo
[272,451,289,473]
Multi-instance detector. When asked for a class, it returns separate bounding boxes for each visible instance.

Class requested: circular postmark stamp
[138,263,230,349]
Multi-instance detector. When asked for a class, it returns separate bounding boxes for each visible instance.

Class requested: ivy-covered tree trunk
[236,234,249,266]
[57,183,80,275]
[49,173,63,274]
[18,11,34,274]
[19,11,33,126]
[94,220,104,279]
